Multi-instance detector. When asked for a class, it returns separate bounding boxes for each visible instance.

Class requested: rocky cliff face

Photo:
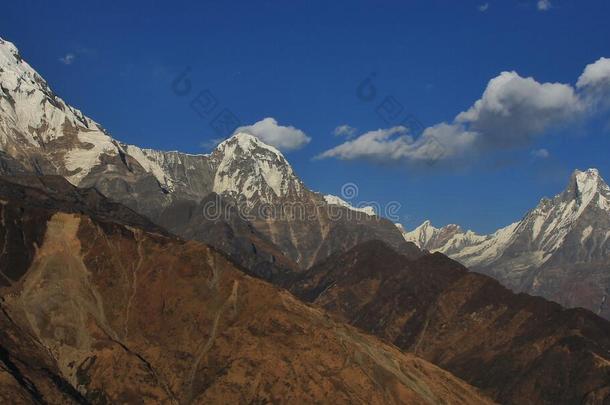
[0,37,417,276]
[400,168,610,319]
[288,240,610,405]
[0,175,492,404]
[0,306,89,404]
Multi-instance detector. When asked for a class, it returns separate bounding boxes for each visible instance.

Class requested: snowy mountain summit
[565,168,610,211]
[210,132,304,204]
[0,37,306,206]
[0,36,412,273]
[0,37,120,184]
[398,168,610,319]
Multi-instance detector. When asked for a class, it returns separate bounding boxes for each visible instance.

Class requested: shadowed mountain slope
[288,240,610,405]
[0,176,491,404]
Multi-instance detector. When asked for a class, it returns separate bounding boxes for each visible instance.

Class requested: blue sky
[2,0,610,233]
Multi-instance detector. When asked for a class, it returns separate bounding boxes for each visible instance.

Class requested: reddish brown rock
[289,240,610,405]
[0,176,492,404]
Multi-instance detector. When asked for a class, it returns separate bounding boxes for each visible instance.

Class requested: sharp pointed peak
[215,132,284,158]
[230,131,259,142]
[567,168,607,195]
[217,131,257,146]
[572,168,600,176]
[409,220,438,234]
[443,223,464,232]
[551,167,610,215]
[570,168,602,182]
[570,168,601,180]
[416,220,461,231]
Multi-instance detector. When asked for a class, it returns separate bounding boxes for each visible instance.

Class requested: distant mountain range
[1,36,610,404]
[0,36,417,279]
[399,168,610,319]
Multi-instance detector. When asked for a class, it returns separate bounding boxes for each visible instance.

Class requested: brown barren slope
[0,176,492,404]
[289,240,610,405]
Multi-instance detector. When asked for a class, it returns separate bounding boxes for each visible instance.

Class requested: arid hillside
[0,176,491,404]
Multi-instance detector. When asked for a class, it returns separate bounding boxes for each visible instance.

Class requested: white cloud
[318,57,610,167]
[59,53,75,65]
[576,57,610,107]
[537,0,551,11]
[234,117,311,152]
[419,123,479,159]
[577,57,610,89]
[456,71,584,147]
[478,3,489,12]
[531,148,550,159]
[333,124,357,137]
[317,127,412,161]
[316,124,477,164]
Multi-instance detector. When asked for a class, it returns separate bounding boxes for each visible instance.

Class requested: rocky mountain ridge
[0,36,416,274]
[400,168,610,319]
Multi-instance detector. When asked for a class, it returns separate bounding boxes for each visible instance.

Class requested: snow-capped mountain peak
[0,37,317,208]
[400,168,610,261]
[397,168,610,319]
[400,220,437,246]
[0,39,304,202]
[217,132,283,158]
[0,37,101,138]
[210,132,303,203]
[0,37,123,185]
[399,220,467,250]
[565,168,610,211]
